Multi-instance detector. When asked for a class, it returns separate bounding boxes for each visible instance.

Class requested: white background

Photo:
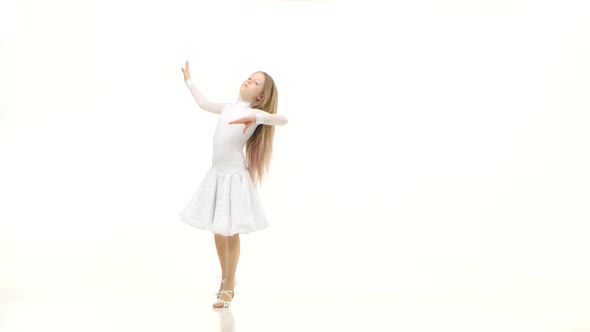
[1,0,589,330]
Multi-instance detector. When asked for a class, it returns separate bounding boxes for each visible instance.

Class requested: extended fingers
[228,120,253,134]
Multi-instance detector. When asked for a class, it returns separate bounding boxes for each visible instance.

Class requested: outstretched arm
[228,110,288,133]
[182,61,224,114]
[254,112,288,126]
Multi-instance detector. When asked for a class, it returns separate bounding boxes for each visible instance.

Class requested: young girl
[179,61,288,309]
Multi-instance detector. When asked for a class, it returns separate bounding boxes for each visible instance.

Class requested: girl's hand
[181,60,191,81]
[229,114,256,134]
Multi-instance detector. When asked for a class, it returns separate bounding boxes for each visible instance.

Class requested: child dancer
[180,61,288,308]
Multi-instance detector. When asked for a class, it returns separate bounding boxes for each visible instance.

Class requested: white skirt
[180,161,269,236]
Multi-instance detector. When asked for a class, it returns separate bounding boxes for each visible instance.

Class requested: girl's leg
[214,234,229,292]
[213,234,240,308]
[225,234,240,290]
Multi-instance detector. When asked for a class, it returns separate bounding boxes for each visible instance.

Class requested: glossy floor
[2,287,589,332]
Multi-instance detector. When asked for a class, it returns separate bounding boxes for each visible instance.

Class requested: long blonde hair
[246,71,278,186]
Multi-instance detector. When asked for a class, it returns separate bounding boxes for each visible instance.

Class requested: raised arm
[182,61,224,114]
[185,80,224,114]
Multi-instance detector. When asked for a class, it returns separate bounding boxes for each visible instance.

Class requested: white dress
[180,80,287,236]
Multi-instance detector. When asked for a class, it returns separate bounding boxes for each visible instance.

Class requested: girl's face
[240,72,266,103]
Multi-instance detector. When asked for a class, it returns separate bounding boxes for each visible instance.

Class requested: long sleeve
[185,80,224,114]
[255,112,288,126]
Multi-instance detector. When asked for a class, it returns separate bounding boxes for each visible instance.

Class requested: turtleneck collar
[236,99,251,107]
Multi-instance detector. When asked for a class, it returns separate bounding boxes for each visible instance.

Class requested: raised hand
[181,60,191,81]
